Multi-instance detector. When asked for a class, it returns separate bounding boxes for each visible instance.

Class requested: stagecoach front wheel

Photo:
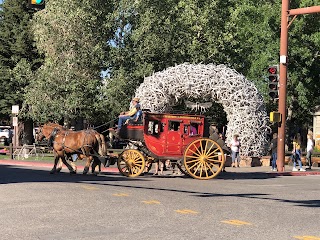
[117,149,146,177]
[183,138,225,180]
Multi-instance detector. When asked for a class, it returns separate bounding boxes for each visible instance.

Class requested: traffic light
[267,65,279,99]
[270,111,281,122]
[28,0,45,10]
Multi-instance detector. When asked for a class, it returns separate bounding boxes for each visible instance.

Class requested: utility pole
[277,2,320,172]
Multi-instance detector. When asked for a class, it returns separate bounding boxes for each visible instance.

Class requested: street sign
[13,117,18,126]
[12,105,19,114]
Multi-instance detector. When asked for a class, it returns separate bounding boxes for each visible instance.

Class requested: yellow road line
[294,236,320,240]
[175,209,199,214]
[81,185,99,190]
[221,220,252,226]
[112,193,129,197]
[142,200,161,204]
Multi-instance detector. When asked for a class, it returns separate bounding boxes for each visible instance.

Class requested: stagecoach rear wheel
[183,138,225,180]
[117,149,146,177]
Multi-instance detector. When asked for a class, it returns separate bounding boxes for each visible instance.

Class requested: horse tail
[94,132,106,156]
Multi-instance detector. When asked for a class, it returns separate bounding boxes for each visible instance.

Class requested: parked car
[0,126,11,139]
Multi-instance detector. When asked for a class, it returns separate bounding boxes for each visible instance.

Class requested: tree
[103,0,236,121]
[286,0,320,131]
[22,0,114,125]
[0,0,41,122]
[105,0,319,137]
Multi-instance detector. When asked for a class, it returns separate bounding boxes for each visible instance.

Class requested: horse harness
[49,128,94,156]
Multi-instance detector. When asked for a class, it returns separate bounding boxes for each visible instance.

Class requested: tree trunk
[75,117,84,130]
[22,119,34,145]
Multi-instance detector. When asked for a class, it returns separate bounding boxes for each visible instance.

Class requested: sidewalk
[223,165,320,176]
[1,158,320,176]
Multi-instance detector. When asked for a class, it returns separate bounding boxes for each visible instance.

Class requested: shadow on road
[1,164,319,209]
[0,164,140,184]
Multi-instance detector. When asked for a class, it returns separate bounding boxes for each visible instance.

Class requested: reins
[92,118,118,131]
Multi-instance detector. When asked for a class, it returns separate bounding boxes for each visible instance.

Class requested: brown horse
[46,123,107,174]
[37,123,106,174]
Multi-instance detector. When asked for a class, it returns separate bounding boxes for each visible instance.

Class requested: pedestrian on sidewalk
[229,134,240,168]
[292,134,306,172]
[306,133,314,169]
[269,133,278,171]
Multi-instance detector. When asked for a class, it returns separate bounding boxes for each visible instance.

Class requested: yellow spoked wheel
[184,138,225,180]
[117,149,146,177]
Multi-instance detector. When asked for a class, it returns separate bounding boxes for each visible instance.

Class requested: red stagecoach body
[121,113,208,159]
[115,112,227,180]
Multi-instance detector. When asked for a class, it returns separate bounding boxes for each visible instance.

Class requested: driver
[115,97,141,133]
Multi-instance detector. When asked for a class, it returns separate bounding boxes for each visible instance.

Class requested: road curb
[268,171,320,176]
[1,159,320,176]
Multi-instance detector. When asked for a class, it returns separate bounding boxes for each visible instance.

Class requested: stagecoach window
[184,125,188,134]
[169,121,180,131]
[147,120,161,135]
[190,122,199,135]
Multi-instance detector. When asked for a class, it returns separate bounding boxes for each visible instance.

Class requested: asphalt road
[0,164,319,240]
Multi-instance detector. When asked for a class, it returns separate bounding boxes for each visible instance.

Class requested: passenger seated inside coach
[190,123,198,135]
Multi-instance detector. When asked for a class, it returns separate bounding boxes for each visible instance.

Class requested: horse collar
[51,128,59,138]
[48,128,59,147]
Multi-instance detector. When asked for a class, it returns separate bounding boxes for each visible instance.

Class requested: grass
[0,153,54,162]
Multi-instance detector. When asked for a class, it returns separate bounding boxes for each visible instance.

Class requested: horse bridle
[37,126,59,147]
[37,127,44,140]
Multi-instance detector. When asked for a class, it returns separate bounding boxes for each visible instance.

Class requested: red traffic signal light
[267,66,278,75]
[28,0,45,10]
[267,65,279,99]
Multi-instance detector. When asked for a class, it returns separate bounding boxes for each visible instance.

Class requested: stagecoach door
[165,120,183,155]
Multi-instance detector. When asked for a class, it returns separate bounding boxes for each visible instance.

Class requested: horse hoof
[56,168,62,173]
[70,171,77,175]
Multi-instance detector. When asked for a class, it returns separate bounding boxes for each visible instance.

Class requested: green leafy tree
[0,0,41,123]
[22,0,114,124]
[110,0,319,133]
[104,0,236,121]
[286,0,320,132]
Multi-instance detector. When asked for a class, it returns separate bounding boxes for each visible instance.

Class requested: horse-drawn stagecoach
[38,111,229,180]
[108,111,229,180]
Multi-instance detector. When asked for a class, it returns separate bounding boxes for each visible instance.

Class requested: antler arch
[135,63,268,157]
